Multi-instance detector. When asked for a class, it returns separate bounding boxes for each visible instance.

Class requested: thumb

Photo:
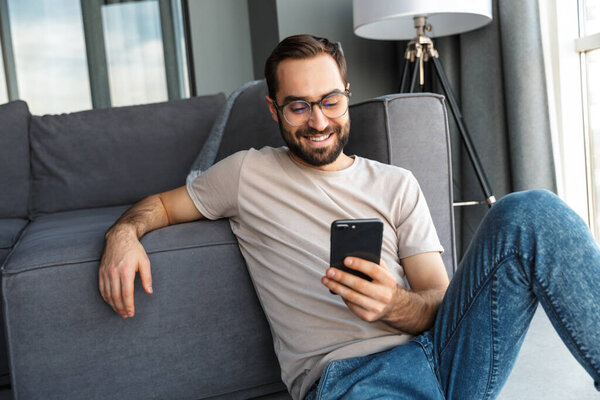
[139,257,153,294]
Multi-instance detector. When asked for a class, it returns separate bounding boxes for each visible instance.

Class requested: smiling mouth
[306,133,332,142]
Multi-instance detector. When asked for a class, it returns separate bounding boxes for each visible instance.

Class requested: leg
[305,342,445,400]
[415,190,600,399]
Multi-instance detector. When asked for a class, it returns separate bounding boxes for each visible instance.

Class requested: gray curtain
[421,0,557,257]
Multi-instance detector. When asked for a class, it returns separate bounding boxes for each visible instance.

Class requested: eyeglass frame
[273,89,352,127]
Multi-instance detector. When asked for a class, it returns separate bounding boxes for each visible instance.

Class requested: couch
[0,80,455,399]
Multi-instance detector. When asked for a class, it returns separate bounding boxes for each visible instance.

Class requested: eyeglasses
[274,90,351,126]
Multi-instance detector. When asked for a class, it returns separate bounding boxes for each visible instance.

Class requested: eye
[289,102,309,113]
[323,94,343,108]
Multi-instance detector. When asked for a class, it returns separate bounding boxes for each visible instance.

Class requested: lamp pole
[400,16,496,208]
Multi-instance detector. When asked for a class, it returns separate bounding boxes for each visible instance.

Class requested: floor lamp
[353,0,496,208]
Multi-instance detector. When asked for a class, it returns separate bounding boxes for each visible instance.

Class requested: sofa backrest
[0,101,31,219]
[29,94,225,217]
[197,80,456,274]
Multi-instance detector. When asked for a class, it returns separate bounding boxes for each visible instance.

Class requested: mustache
[296,124,341,137]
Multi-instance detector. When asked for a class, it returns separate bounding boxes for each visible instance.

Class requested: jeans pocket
[314,359,341,399]
[412,332,446,399]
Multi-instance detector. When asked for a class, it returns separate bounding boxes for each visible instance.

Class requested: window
[580,2,600,237]
[102,0,168,107]
[541,0,600,239]
[0,47,8,105]
[7,0,91,114]
[0,0,189,114]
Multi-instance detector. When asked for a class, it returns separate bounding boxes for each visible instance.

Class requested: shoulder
[254,146,288,159]
[356,156,416,182]
[212,146,283,167]
[239,146,291,168]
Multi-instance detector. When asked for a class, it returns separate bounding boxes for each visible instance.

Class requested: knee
[496,190,559,210]
[487,190,563,227]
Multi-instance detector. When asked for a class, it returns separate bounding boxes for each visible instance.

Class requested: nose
[307,104,329,131]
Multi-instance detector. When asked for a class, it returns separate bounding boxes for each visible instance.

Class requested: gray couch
[0,80,455,399]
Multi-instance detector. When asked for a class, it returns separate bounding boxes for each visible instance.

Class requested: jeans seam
[533,277,600,379]
[438,250,521,356]
[414,337,447,399]
[483,273,501,400]
[484,253,530,399]
[316,361,335,399]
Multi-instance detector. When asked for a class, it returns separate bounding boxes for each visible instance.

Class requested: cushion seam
[0,220,30,249]
[3,240,239,276]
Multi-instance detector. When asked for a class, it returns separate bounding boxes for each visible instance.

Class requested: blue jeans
[305,190,600,399]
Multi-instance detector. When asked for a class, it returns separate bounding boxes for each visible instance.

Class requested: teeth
[308,134,331,142]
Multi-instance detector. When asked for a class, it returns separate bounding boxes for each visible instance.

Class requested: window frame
[0,0,189,109]
[540,0,600,231]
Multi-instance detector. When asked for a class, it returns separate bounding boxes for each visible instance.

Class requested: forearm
[382,286,446,334]
[105,194,170,241]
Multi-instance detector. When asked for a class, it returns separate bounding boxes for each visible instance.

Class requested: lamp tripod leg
[409,56,420,93]
[430,56,496,207]
[399,57,410,93]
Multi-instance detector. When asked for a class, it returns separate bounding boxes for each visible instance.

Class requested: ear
[345,82,350,91]
[265,96,279,123]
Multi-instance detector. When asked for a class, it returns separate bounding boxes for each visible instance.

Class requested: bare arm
[99,186,203,318]
[321,252,449,334]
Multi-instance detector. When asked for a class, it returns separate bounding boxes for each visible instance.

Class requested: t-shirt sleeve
[185,151,247,220]
[396,172,444,258]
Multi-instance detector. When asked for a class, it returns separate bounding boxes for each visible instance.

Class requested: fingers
[98,251,153,318]
[139,257,153,295]
[121,268,135,318]
[326,258,396,298]
[110,268,127,318]
[99,263,116,312]
[99,269,107,303]
[344,257,392,283]
[323,276,385,320]
[322,257,398,322]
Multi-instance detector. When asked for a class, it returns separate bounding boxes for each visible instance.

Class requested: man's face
[267,55,350,167]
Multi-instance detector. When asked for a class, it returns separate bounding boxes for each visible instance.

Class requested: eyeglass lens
[283,93,348,126]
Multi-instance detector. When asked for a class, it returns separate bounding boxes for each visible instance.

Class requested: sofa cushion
[0,101,31,218]
[3,206,283,399]
[30,94,225,217]
[214,80,282,164]
[0,218,28,267]
[0,217,28,382]
[0,219,28,252]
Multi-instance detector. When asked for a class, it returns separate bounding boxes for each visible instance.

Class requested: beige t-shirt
[186,146,443,400]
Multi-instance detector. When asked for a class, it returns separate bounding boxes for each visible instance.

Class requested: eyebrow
[281,89,344,105]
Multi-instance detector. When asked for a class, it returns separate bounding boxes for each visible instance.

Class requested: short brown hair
[264,34,347,102]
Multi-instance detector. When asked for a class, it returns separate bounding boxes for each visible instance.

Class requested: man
[100,35,600,399]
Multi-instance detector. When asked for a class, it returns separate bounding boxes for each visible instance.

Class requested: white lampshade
[353,0,493,40]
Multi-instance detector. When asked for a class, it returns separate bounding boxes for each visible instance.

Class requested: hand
[99,228,153,318]
[321,257,399,323]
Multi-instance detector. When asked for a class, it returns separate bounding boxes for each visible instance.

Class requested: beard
[278,118,350,167]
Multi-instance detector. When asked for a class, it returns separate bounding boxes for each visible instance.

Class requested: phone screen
[330,218,383,287]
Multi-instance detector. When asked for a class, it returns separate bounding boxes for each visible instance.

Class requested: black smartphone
[329,218,383,294]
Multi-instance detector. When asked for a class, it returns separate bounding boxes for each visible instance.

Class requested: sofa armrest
[347,93,456,275]
[2,206,284,399]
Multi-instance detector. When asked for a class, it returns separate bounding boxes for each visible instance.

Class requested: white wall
[187,0,254,96]
[187,0,399,101]
[275,0,399,102]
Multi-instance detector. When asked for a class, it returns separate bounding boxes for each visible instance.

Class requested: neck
[290,151,354,171]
